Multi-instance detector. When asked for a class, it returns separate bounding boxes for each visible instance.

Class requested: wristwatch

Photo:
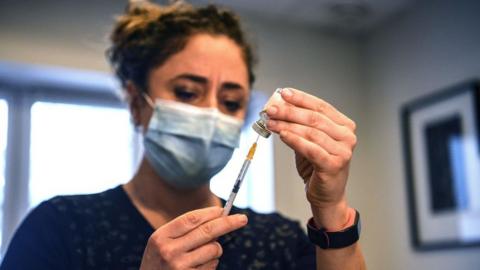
[307,210,361,249]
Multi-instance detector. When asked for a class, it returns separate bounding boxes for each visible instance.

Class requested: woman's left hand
[265,87,357,230]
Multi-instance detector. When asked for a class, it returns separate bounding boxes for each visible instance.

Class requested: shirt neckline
[112,185,156,233]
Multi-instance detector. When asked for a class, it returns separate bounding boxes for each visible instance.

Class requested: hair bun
[107,1,256,93]
[124,0,159,16]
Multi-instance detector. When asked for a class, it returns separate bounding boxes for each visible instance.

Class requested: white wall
[362,0,480,269]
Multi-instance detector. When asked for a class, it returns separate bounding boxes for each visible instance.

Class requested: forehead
[150,34,249,86]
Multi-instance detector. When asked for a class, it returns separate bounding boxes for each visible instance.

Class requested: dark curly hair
[106,1,256,93]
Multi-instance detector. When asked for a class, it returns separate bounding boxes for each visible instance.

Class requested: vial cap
[252,120,271,138]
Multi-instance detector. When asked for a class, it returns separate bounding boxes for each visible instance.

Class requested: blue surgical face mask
[143,96,243,189]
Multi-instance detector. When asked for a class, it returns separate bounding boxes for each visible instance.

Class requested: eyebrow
[172,73,207,85]
[171,73,246,92]
[222,82,244,91]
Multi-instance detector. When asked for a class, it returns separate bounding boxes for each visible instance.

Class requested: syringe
[222,135,259,216]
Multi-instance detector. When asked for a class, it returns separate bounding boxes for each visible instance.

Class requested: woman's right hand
[139,207,248,270]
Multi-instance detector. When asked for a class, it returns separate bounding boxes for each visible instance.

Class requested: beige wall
[0,1,121,71]
[362,0,480,269]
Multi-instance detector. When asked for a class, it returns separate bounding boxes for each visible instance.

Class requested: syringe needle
[222,141,258,216]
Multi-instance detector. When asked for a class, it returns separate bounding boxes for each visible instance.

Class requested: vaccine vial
[252,88,285,138]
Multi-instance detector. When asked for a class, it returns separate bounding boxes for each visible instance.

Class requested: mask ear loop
[131,93,155,133]
[142,93,155,109]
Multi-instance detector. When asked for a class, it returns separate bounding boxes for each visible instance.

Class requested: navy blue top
[1,185,315,269]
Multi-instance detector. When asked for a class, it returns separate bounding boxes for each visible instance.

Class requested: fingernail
[238,214,248,224]
[267,120,276,128]
[282,88,293,97]
[266,106,278,115]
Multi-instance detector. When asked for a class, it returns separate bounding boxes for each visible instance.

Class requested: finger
[177,214,247,252]
[279,130,345,172]
[159,207,223,239]
[266,104,353,142]
[196,259,219,270]
[267,119,351,157]
[279,87,356,131]
[186,241,223,267]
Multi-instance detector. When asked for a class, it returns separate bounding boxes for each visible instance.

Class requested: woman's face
[135,33,250,129]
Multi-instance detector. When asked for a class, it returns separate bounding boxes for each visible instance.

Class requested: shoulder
[39,186,131,231]
[47,186,120,215]
[21,186,126,240]
[40,186,132,241]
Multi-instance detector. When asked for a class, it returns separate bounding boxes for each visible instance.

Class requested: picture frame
[401,80,480,251]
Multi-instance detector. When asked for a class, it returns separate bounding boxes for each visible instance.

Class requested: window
[0,62,140,257]
[0,99,8,252]
[29,102,135,207]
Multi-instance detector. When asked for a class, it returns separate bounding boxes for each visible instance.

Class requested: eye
[223,100,243,113]
[173,86,198,102]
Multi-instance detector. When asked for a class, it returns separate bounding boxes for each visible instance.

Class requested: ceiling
[191,0,414,34]
[0,0,415,36]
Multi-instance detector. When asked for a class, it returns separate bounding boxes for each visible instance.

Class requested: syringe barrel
[223,159,251,216]
[234,159,251,192]
[222,192,237,216]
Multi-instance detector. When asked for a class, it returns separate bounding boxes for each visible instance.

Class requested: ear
[125,81,144,127]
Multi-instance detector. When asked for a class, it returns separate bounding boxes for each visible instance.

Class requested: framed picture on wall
[401,80,480,251]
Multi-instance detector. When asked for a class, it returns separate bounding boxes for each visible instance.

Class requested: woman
[1,2,365,269]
